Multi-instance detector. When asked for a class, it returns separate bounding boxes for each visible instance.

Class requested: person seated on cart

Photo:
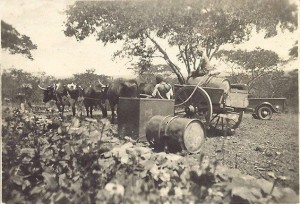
[188,47,213,78]
[188,46,212,78]
[152,75,173,99]
[187,47,221,87]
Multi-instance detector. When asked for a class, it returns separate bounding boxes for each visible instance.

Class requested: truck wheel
[257,106,273,120]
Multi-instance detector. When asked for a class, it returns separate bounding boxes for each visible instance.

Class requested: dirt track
[199,113,299,191]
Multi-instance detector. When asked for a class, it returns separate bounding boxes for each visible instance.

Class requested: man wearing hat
[152,75,173,99]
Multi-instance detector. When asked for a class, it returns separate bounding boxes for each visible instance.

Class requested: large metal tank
[118,97,174,141]
[187,76,231,94]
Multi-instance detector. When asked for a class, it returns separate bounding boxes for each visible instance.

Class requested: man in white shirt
[152,75,173,99]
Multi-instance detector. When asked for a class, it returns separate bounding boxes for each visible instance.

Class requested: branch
[269,74,275,97]
[184,45,191,74]
[252,65,277,79]
[190,44,197,70]
[205,38,212,58]
[209,45,220,61]
[247,70,273,87]
[207,47,212,59]
[152,55,164,58]
[146,32,185,84]
[179,45,188,69]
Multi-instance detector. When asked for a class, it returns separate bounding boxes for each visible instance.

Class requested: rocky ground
[199,113,299,192]
[81,110,299,192]
[60,109,300,192]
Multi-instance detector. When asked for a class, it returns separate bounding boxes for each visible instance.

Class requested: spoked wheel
[209,111,244,136]
[174,86,212,126]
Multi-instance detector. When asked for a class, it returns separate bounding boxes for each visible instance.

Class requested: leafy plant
[2,108,299,203]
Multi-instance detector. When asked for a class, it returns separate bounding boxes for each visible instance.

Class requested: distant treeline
[2,67,298,112]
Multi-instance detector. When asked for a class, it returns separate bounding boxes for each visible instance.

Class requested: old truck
[230,84,286,120]
[248,97,286,120]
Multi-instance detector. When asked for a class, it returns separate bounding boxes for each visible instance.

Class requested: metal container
[226,89,249,108]
[118,97,174,141]
[188,76,231,94]
[146,115,206,153]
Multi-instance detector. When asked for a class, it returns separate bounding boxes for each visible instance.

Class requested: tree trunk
[146,33,186,84]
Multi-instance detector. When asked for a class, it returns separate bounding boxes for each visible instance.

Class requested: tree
[289,41,298,58]
[215,48,280,92]
[131,64,176,84]
[2,68,42,103]
[248,70,287,98]
[1,20,37,60]
[283,69,298,108]
[64,0,297,84]
[72,69,111,87]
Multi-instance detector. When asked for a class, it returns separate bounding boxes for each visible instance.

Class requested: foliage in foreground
[2,108,299,203]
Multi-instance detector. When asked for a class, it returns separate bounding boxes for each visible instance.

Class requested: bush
[2,108,299,203]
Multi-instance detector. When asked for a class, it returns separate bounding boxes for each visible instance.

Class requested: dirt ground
[23,106,300,192]
[199,113,299,192]
[78,110,299,192]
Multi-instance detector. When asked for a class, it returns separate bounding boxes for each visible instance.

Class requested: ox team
[38,77,173,121]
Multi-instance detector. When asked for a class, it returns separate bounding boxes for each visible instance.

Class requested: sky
[1,0,299,78]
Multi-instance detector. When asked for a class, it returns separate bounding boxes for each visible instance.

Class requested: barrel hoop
[157,115,174,140]
[163,115,181,137]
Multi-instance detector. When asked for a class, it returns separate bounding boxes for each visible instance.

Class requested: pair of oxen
[38,78,168,122]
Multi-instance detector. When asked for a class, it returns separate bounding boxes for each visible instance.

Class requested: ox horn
[38,84,47,90]
[98,79,106,87]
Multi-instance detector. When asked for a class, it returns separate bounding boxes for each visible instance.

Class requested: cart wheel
[174,86,212,126]
[209,111,244,136]
[257,105,273,120]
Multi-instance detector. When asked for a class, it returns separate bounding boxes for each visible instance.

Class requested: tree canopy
[64,0,297,84]
[2,68,42,103]
[132,64,177,84]
[72,69,111,87]
[289,41,298,58]
[215,48,280,90]
[1,20,37,60]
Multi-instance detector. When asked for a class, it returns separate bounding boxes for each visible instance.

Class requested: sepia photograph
[1,0,299,203]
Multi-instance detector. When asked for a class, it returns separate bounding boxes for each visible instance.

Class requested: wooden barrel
[146,115,206,153]
[188,76,231,94]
